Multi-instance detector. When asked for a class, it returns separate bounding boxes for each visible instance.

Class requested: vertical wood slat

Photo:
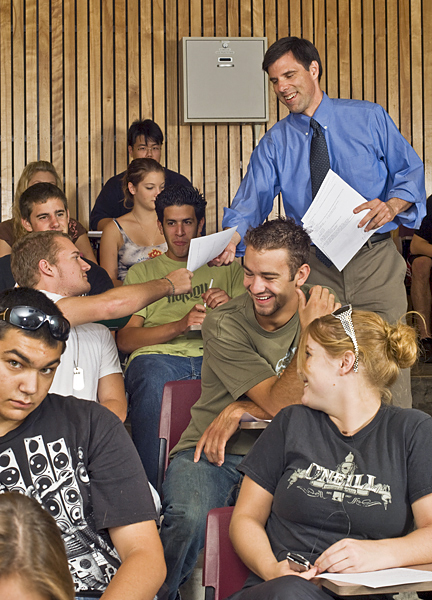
[13,0,25,189]
[190,0,203,192]
[410,0,423,160]
[76,0,89,223]
[25,0,38,161]
[89,0,102,215]
[166,0,179,176]
[63,0,76,211]
[101,0,115,183]
[177,0,191,183]
[0,1,13,216]
[51,0,63,184]
[115,0,127,174]
[38,0,51,161]
[0,0,430,231]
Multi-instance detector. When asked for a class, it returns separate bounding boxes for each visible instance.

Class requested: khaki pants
[307,238,411,408]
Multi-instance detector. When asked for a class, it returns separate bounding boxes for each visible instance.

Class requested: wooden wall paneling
[153,0,165,156]
[202,0,216,232]
[114,0,127,174]
[127,0,140,124]
[89,0,102,215]
[350,0,363,100]
[101,0,115,188]
[63,0,77,212]
[410,0,423,161]
[325,0,338,98]
[76,0,89,224]
[398,0,411,143]
[190,0,203,193]
[12,0,25,192]
[1,1,13,216]
[215,0,229,226]
[386,0,399,127]
[288,0,302,37]
[38,0,51,161]
[338,0,350,99]
[227,0,241,205]
[424,0,432,193]
[362,0,375,103]
[166,0,179,176]
[51,0,64,183]
[140,0,152,119]
[374,0,387,109]
[177,0,191,183]
[25,0,38,162]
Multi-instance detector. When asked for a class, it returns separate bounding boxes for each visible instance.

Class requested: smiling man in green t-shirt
[159,217,340,600]
[117,185,245,487]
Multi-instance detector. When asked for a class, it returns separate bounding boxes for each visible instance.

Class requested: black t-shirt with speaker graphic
[0,394,156,594]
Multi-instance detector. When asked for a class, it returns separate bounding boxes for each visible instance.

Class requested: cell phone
[286,552,311,572]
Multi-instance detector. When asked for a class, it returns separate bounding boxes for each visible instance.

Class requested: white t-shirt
[42,291,123,402]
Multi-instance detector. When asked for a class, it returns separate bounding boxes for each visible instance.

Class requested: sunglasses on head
[0,306,70,342]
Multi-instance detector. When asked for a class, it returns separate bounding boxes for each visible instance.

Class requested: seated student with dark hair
[0,182,112,296]
[0,287,167,599]
[90,119,192,232]
[117,185,245,488]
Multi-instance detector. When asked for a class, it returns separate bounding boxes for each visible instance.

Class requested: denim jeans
[125,354,203,488]
[160,448,243,600]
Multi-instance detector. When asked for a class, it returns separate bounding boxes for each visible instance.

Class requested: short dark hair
[262,37,323,81]
[11,231,68,289]
[123,158,165,209]
[155,185,206,223]
[19,183,68,222]
[127,119,164,147]
[244,217,311,277]
[0,287,66,351]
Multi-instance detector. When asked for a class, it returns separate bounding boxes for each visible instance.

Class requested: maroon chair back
[156,379,202,496]
[203,506,249,600]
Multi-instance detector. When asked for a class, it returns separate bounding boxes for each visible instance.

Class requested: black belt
[364,232,391,246]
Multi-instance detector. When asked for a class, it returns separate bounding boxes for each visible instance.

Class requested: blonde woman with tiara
[0,161,95,261]
[227,308,432,600]
[99,157,167,286]
[0,492,74,600]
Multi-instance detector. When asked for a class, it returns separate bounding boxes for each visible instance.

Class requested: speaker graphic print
[0,447,27,493]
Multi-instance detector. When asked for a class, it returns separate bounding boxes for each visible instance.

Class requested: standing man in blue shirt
[220,37,426,408]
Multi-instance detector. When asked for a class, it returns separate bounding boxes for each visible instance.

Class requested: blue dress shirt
[223,93,426,255]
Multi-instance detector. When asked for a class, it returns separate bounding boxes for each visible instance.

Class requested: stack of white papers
[302,170,374,271]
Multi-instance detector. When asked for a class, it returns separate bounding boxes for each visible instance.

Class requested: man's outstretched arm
[57,268,193,327]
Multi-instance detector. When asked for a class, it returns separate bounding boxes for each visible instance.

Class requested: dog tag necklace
[73,329,85,390]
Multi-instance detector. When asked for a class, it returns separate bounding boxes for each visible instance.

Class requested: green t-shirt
[173,284,323,457]
[123,253,245,365]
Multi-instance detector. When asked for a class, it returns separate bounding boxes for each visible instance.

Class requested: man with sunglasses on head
[0,286,167,599]
[90,119,192,232]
